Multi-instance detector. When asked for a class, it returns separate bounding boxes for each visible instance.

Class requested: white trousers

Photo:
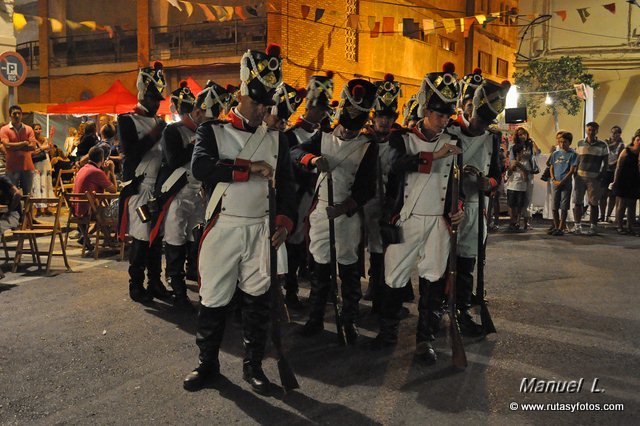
[163,186,204,246]
[385,214,450,287]
[199,216,287,308]
[457,201,487,258]
[308,200,361,265]
[32,159,54,208]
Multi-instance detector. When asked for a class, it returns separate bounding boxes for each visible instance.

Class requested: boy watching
[506,144,528,231]
[549,131,578,236]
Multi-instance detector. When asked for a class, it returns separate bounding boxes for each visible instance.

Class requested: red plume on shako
[326,70,334,78]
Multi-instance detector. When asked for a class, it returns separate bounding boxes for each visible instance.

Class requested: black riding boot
[185,240,199,282]
[284,242,304,310]
[402,279,415,302]
[339,262,362,344]
[364,253,384,311]
[456,256,484,338]
[146,238,172,300]
[183,304,226,391]
[128,238,151,303]
[299,262,330,336]
[165,243,194,311]
[241,291,271,395]
[416,278,445,364]
[371,283,404,349]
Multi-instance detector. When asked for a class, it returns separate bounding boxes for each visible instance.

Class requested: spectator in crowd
[509,127,540,231]
[0,105,36,195]
[72,145,117,250]
[49,144,73,185]
[31,123,55,216]
[0,175,22,234]
[600,125,624,222]
[76,121,98,158]
[612,129,640,235]
[64,127,78,160]
[101,123,122,177]
[573,122,609,235]
[506,144,529,231]
[488,145,507,231]
[548,131,577,236]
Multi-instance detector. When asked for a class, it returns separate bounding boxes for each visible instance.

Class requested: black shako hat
[240,44,283,106]
[403,94,420,124]
[271,83,307,120]
[374,73,402,117]
[195,81,231,119]
[306,71,334,110]
[473,79,511,124]
[460,68,484,103]
[137,61,166,101]
[337,79,377,131]
[170,80,196,115]
[417,62,460,117]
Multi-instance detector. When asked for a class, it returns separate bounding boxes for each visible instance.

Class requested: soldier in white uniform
[372,63,464,365]
[263,83,306,132]
[362,73,403,312]
[284,72,335,309]
[292,79,379,344]
[449,77,510,336]
[183,45,297,395]
[117,62,171,304]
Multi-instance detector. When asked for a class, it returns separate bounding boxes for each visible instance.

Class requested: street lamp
[506,85,519,108]
[545,93,553,105]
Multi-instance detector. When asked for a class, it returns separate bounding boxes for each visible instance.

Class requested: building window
[439,36,457,52]
[496,58,509,78]
[478,50,492,73]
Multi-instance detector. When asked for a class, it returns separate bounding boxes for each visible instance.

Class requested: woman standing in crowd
[600,125,625,222]
[75,121,98,158]
[612,129,640,235]
[31,123,55,216]
[64,127,78,160]
[509,127,541,230]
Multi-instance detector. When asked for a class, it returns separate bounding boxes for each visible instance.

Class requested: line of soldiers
[116,45,510,395]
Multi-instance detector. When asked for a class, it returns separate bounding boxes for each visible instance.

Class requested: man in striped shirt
[572,122,609,235]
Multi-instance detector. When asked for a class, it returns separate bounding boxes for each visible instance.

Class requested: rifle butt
[450,318,468,369]
[480,302,497,335]
[278,357,300,392]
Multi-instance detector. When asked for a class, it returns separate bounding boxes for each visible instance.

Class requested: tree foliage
[512,56,599,118]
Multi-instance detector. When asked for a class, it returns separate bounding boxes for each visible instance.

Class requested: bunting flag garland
[13,12,27,31]
[167,0,182,12]
[246,6,259,17]
[80,20,97,30]
[603,3,616,14]
[198,3,217,21]
[554,10,568,21]
[49,18,63,33]
[368,16,376,30]
[314,8,325,22]
[181,1,194,17]
[459,17,465,33]
[66,19,82,30]
[370,21,380,38]
[235,6,248,21]
[348,14,360,29]
[382,17,394,36]
[423,18,435,34]
[577,7,591,23]
[301,5,310,20]
[475,15,486,25]
[442,18,456,34]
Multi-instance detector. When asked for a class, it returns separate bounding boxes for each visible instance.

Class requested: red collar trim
[182,115,197,131]
[227,109,248,131]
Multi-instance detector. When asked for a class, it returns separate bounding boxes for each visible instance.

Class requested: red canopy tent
[157,77,203,116]
[47,80,138,114]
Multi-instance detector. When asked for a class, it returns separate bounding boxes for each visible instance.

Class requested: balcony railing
[150,18,267,60]
[49,29,138,67]
[16,41,40,70]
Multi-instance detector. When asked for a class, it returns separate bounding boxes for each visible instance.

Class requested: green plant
[513,56,599,118]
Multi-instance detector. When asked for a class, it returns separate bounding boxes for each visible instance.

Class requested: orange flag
[235,6,248,21]
[198,4,217,22]
[382,17,394,36]
[554,10,567,21]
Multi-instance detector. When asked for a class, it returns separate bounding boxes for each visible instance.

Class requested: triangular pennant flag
[80,20,97,30]
[314,8,325,22]
[33,16,44,26]
[464,17,475,37]
[223,7,235,21]
[423,18,435,34]
[198,4,217,21]
[482,16,497,28]
[13,13,28,32]
[554,10,567,21]
[301,5,310,19]
[382,17,394,35]
[475,15,486,25]
[348,14,359,29]
[245,6,258,17]
[235,6,248,21]
[66,19,82,30]
[371,21,380,38]
[181,1,193,17]
[167,0,182,12]
[267,2,277,12]
[442,18,456,33]
[577,7,590,23]
[490,12,501,18]
[368,16,376,30]
[49,18,63,33]
[98,24,114,38]
[403,18,420,39]
[603,3,616,14]
[459,17,465,33]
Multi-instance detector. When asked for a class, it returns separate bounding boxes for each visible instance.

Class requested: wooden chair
[55,169,76,208]
[86,191,121,259]
[62,192,93,257]
[11,196,71,275]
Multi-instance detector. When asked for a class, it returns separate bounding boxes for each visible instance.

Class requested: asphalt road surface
[1,225,638,425]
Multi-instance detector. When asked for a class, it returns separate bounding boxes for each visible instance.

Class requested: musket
[268,179,300,392]
[462,164,496,335]
[447,156,468,369]
[326,171,347,346]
